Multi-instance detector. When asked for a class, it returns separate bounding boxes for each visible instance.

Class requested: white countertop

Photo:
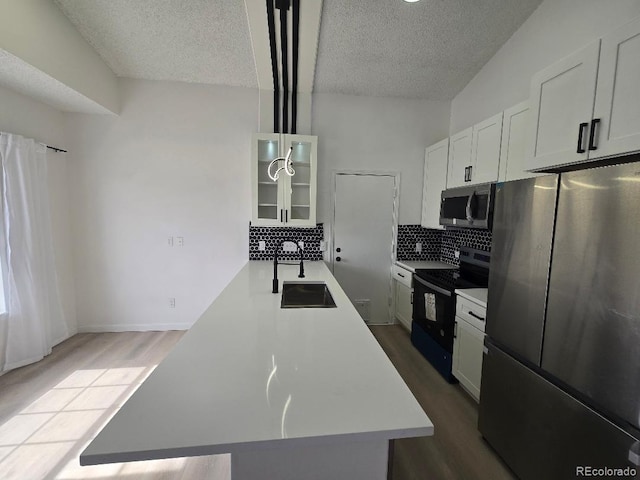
[81,261,433,465]
[454,288,488,308]
[395,260,456,273]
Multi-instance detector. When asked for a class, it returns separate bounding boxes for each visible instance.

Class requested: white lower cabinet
[452,295,486,402]
[392,265,413,331]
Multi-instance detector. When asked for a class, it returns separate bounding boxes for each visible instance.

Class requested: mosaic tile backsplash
[440,227,492,265]
[249,224,324,261]
[396,225,492,265]
[396,225,442,261]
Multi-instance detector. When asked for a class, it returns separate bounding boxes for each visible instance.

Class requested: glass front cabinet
[251,133,318,227]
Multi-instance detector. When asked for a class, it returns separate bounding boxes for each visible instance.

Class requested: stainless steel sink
[281,281,337,308]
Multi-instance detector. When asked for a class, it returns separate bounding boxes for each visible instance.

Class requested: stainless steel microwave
[439,183,495,230]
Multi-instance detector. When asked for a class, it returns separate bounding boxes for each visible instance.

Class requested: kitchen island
[80,261,433,480]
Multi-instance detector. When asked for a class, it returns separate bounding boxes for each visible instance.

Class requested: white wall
[450,0,640,133]
[67,79,257,332]
[312,93,450,228]
[0,84,77,350]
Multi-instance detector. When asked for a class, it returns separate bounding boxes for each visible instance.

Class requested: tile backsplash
[249,224,324,261]
[396,225,442,261]
[397,224,492,265]
[440,227,492,265]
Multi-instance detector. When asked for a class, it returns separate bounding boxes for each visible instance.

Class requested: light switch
[415,242,422,253]
[177,237,184,247]
[258,240,266,251]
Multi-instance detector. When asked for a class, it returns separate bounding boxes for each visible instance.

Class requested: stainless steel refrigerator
[479,163,640,480]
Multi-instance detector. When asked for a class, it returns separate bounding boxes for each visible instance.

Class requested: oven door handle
[413,275,452,297]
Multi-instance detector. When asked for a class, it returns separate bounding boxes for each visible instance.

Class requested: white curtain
[0,133,68,373]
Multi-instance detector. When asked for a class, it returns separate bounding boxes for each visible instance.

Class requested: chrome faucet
[273,239,305,293]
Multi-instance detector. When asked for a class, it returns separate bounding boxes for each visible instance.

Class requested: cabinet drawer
[392,265,412,288]
[456,296,486,332]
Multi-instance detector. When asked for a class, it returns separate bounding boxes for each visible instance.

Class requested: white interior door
[332,173,397,325]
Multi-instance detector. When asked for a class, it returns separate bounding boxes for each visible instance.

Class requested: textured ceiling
[51,0,543,101]
[314,0,543,100]
[54,0,258,89]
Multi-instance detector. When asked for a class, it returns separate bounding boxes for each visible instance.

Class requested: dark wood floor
[370,324,517,480]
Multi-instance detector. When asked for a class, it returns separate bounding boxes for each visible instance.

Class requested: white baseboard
[77,323,192,333]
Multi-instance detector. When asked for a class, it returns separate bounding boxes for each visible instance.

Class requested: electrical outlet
[454,250,460,259]
[258,240,266,251]
[177,237,184,247]
[415,242,422,253]
[298,241,304,250]
[319,241,327,252]
[169,298,176,308]
[168,236,174,247]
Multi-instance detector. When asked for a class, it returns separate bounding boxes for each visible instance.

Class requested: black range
[411,247,490,382]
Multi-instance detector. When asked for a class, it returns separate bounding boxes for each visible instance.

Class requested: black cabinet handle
[285,210,288,222]
[336,247,341,253]
[469,311,485,321]
[410,292,413,304]
[336,256,341,262]
[577,122,589,153]
[398,273,405,278]
[588,118,601,151]
[280,209,283,222]
[468,165,473,182]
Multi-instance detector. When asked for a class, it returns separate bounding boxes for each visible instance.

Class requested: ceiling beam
[0,0,119,114]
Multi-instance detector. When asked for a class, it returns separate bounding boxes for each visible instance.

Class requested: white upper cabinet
[526,41,600,171]
[447,114,503,188]
[498,101,542,182]
[283,134,318,227]
[526,15,640,171]
[421,138,449,229]
[592,16,640,159]
[446,127,473,188]
[251,133,317,227]
[470,112,503,184]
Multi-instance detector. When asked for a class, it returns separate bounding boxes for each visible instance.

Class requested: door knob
[336,256,342,262]
[336,247,341,252]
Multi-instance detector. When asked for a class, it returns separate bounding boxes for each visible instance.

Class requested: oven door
[412,275,456,352]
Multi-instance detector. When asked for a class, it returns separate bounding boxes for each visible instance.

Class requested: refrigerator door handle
[629,441,640,466]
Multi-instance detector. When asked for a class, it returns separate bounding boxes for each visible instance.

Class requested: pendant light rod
[266,0,280,133]
[291,0,299,134]
[279,1,289,134]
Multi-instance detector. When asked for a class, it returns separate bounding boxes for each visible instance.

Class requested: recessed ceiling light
[404,0,421,3]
